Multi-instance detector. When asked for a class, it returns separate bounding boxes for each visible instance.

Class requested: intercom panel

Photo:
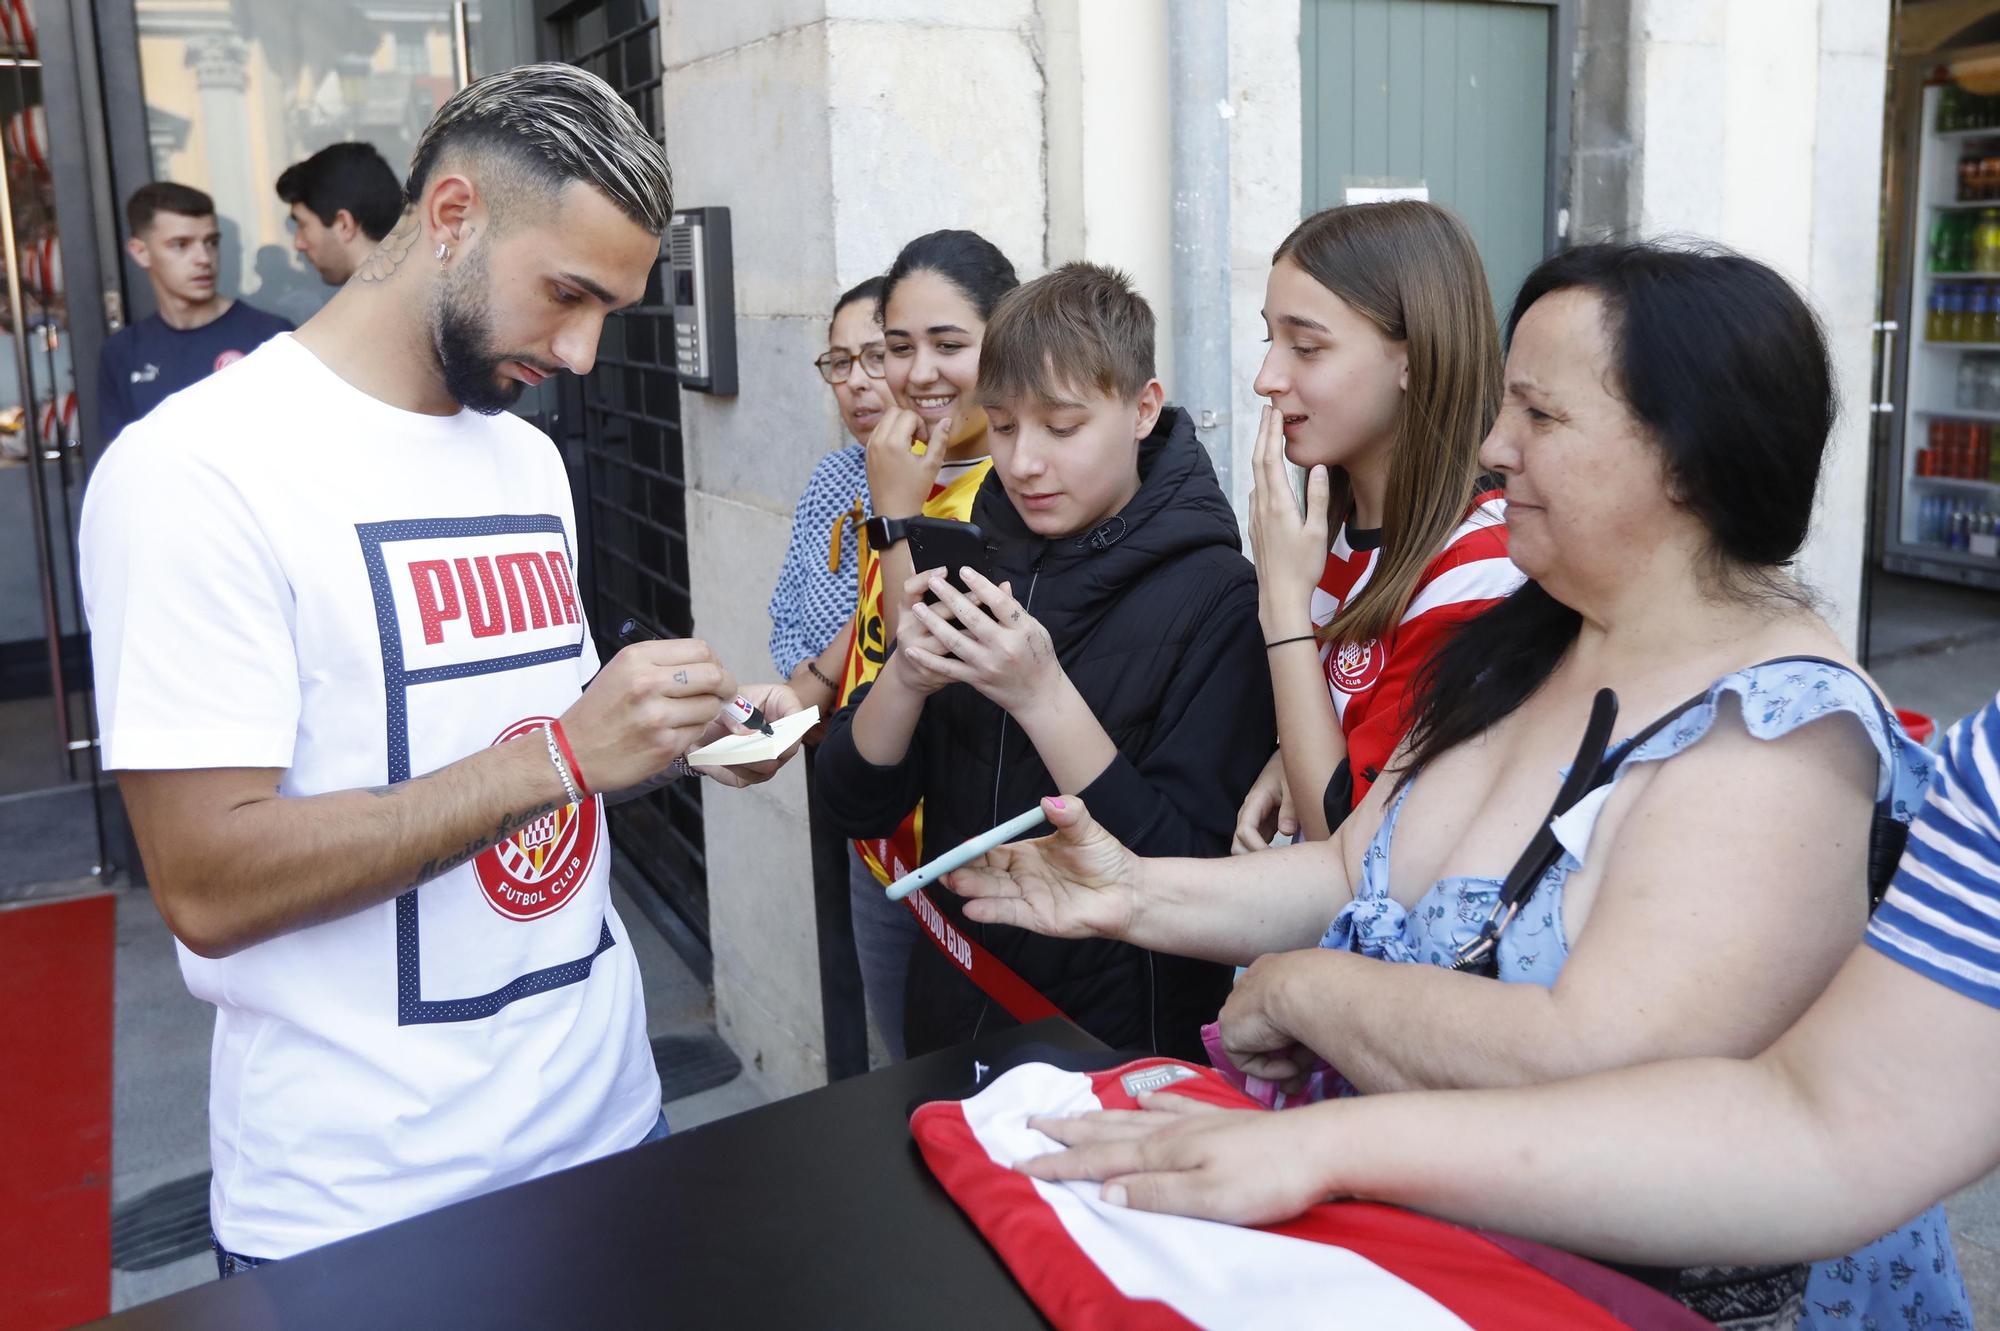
[666,206,737,396]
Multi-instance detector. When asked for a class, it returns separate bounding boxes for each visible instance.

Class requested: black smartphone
[903,517,987,606]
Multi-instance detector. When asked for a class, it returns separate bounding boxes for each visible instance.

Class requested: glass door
[106,3,527,328]
[0,0,108,894]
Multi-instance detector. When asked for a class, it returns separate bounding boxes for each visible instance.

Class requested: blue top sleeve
[767,444,869,678]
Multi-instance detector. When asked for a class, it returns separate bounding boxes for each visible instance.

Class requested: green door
[1301,0,1556,316]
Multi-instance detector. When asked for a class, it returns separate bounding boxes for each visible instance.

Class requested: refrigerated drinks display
[1884,71,2000,589]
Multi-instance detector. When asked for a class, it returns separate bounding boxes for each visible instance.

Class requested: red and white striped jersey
[1312,488,1520,804]
[910,1058,1707,1331]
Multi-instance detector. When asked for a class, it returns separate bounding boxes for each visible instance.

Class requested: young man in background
[276,142,404,286]
[95,182,293,443]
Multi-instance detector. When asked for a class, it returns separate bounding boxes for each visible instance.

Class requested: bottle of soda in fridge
[1977,210,2000,272]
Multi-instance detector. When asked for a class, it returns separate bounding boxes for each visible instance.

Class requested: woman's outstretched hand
[1018,1091,1336,1226]
[944,795,1142,941]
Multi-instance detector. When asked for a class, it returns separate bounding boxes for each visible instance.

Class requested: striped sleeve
[1866,696,2000,1007]
[1396,495,1521,628]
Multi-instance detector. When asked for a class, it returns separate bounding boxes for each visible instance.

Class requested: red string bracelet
[550,719,592,798]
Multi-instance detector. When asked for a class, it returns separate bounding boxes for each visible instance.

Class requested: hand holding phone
[901,566,1066,719]
[889,565,965,697]
[903,517,987,607]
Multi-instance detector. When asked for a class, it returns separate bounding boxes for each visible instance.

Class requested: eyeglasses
[814,346,887,384]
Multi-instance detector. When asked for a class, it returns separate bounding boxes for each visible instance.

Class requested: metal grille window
[542,0,706,939]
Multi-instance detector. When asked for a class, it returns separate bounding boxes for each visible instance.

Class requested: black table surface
[93,1020,1106,1331]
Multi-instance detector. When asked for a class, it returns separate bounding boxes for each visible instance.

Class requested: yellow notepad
[688,706,819,767]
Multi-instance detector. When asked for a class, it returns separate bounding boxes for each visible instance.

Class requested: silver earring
[436,242,450,265]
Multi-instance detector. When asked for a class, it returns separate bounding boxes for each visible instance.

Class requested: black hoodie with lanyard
[818,406,1276,1057]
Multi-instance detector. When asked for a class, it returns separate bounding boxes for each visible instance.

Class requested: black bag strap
[1449,656,1909,977]
[1450,687,1626,976]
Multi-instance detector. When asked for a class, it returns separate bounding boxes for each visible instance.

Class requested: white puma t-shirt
[80,333,660,1259]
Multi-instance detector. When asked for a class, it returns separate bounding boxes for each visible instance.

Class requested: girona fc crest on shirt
[472,716,600,921]
[1329,638,1385,695]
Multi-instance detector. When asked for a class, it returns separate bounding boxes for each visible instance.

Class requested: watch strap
[865,515,912,548]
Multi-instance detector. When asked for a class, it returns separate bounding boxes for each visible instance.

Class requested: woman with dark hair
[830,231,1018,1061]
[946,243,1968,1329]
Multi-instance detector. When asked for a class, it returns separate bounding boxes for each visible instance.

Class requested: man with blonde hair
[82,64,797,1275]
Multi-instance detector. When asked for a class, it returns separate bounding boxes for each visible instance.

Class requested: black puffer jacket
[817,406,1275,1057]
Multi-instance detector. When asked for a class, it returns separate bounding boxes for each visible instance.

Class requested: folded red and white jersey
[910,1058,1709,1331]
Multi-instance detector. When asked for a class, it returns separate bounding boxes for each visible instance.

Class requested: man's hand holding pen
[586,618,807,792]
[560,636,738,796]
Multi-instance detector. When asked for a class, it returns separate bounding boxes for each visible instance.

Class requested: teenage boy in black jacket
[816,263,1274,1058]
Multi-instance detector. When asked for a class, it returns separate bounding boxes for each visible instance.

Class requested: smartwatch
[865,515,913,549]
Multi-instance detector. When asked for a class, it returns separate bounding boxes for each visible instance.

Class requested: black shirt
[96,301,294,443]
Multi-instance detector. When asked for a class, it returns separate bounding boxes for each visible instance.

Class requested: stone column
[1224,0,1302,517]
[185,33,257,296]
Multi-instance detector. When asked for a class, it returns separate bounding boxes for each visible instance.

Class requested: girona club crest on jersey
[472,716,600,921]
[1329,638,1385,695]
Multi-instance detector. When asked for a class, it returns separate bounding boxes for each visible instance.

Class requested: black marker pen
[616,617,774,735]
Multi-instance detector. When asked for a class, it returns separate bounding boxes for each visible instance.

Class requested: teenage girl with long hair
[1234,201,1522,852]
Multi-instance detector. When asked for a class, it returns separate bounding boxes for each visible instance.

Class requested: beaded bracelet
[541,723,582,807]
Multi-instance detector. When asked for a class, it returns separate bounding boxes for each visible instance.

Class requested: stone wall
[1569,0,1891,646]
